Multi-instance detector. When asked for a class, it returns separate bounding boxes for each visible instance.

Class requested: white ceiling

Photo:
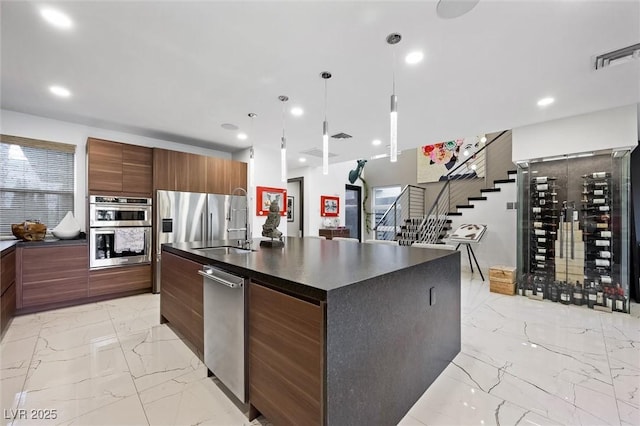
[2,1,639,169]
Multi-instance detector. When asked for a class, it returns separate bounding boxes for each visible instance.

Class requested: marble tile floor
[0,273,638,426]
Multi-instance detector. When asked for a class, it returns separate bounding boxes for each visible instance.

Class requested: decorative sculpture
[348,159,373,232]
[260,200,284,247]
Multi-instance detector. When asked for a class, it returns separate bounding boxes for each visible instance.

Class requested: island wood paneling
[89,264,151,297]
[1,282,15,337]
[122,144,153,196]
[87,138,123,193]
[160,251,204,355]
[18,245,88,309]
[1,247,16,338]
[248,282,324,426]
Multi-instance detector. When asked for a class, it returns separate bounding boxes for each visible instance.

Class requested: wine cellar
[516,150,631,313]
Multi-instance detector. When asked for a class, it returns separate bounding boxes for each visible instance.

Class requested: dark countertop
[1,238,87,253]
[163,237,457,302]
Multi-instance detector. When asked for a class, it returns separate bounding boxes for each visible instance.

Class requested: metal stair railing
[417,130,510,244]
[373,185,426,241]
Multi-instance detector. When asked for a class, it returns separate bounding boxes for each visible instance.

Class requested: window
[372,185,402,226]
[0,135,75,236]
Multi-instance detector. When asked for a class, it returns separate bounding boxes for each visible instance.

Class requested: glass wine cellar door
[517,149,631,313]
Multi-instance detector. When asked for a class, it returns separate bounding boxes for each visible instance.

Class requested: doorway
[287,177,304,237]
[345,184,362,241]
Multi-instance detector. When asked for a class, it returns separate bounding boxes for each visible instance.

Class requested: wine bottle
[535,254,546,261]
[594,239,610,247]
[549,282,559,302]
[572,282,584,306]
[537,237,547,243]
[536,184,549,191]
[582,197,608,204]
[534,229,546,236]
[582,205,610,212]
[596,282,604,306]
[559,283,571,305]
[586,282,597,309]
[583,172,611,179]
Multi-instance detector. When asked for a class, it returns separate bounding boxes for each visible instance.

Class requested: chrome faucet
[228,187,251,249]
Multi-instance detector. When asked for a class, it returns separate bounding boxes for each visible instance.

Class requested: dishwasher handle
[198,270,244,289]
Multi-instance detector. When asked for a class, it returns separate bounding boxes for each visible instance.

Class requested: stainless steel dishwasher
[198,264,247,403]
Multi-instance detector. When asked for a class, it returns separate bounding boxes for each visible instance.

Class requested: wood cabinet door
[123,144,153,196]
[88,264,151,297]
[153,148,176,191]
[249,282,324,426]
[19,245,88,309]
[228,160,248,194]
[206,156,228,194]
[160,252,204,354]
[174,151,191,192]
[1,248,16,295]
[187,153,207,193]
[0,282,16,338]
[88,138,123,193]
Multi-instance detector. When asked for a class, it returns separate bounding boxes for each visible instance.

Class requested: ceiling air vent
[331,132,352,139]
[594,43,640,70]
[300,148,338,158]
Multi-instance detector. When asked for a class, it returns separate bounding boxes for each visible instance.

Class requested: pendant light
[247,113,256,189]
[278,95,288,182]
[387,33,401,163]
[320,71,332,175]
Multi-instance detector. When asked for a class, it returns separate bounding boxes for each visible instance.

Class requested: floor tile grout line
[600,313,625,425]
[107,304,152,426]
[10,314,45,415]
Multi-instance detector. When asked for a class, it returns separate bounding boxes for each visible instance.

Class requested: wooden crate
[489,265,516,295]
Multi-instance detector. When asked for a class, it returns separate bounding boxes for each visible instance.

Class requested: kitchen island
[161,237,461,426]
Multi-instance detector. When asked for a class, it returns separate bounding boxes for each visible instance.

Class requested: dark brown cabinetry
[160,252,204,355]
[153,148,247,194]
[87,138,153,196]
[89,264,151,297]
[248,282,324,426]
[1,246,16,338]
[17,244,88,310]
[319,228,350,240]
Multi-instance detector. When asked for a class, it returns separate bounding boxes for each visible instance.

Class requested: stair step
[468,196,487,201]
[447,212,463,216]
[494,178,516,184]
[480,188,501,193]
[507,169,517,175]
[456,205,475,209]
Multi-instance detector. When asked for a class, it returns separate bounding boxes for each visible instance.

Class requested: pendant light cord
[281,101,286,139]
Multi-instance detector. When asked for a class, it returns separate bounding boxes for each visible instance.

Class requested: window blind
[0,135,75,236]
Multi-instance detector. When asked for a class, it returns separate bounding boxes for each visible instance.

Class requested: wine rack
[581,172,627,313]
[523,176,558,299]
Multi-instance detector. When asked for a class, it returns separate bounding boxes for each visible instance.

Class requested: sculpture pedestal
[260,239,284,248]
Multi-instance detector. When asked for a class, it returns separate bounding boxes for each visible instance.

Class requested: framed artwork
[287,196,294,222]
[321,195,339,217]
[256,186,287,216]
[417,137,486,183]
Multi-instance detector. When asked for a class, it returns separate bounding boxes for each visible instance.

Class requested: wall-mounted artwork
[256,186,287,216]
[287,196,294,222]
[417,137,486,183]
[321,195,339,217]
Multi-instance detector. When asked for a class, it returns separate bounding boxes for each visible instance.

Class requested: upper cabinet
[154,148,246,195]
[87,138,152,196]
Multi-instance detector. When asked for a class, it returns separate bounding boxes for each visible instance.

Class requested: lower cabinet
[89,264,151,297]
[17,244,88,310]
[1,246,16,338]
[248,282,324,426]
[160,252,204,355]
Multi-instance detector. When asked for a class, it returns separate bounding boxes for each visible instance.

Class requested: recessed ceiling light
[299,157,307,163]
[537,97,555,107]
[221,123,238,130]
[436,0,480,19]
[40,8,72,29]
[49,85,71,97]
[290,107,304,117]
[372,139,382,146]
[405,51,424,65]
[480,136,487,143]
[237,133,248,140]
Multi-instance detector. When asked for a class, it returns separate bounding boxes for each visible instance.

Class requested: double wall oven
[89,196,152,269]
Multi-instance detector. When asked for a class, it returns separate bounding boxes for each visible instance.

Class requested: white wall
[233,146,287,239]
[447,178,518,273]
[1,110,232,231]
[288,161,362,238]
[512,104,638,162]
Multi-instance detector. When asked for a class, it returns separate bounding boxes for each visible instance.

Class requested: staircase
[374,130,514,246]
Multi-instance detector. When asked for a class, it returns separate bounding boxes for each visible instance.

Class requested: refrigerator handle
[202,212,206,243]
[210,213,214,241]
[570,204,575,260]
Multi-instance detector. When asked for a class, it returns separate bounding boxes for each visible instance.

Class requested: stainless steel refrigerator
[154,190,247,293]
